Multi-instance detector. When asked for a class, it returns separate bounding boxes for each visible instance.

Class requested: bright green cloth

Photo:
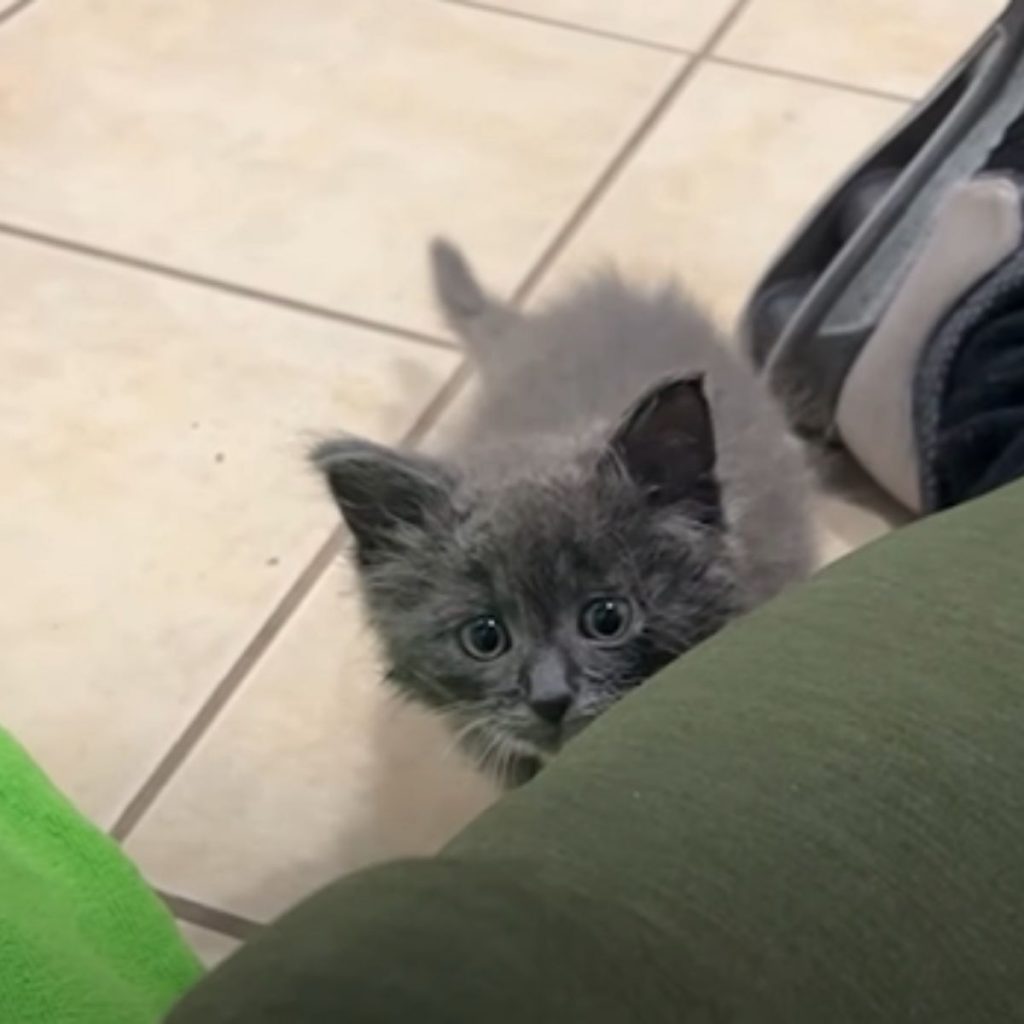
[0,728,201,1023]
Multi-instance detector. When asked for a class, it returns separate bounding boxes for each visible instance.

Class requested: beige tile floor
[0,0,1001,958]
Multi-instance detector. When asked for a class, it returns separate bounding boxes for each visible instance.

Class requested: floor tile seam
[0,220,458,352]
[161,889,263,941]
[511,0,756,303]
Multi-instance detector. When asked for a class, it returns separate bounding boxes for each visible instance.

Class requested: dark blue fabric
[933,309,1024,509]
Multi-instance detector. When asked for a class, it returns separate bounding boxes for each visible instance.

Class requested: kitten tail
[430,237,519,365]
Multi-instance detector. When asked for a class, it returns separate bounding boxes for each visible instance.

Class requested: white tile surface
[0,239,455,826]
[0,0,678,332]
[719,0,1002,96]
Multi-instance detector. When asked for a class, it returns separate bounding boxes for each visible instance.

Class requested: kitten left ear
[606,375,720,521]
[311,437,456,564]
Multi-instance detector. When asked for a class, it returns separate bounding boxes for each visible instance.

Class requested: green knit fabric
[0,728,201,1024]
[170,480,1024,1023]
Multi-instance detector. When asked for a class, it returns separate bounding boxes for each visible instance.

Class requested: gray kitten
[314,242,813,784]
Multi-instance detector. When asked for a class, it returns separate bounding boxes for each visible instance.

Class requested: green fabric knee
[170,480,1024,1022]
[0,728,201,1024]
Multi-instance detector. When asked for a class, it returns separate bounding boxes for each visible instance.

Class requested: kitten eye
[579,596,633,642]
[458,614,510,661]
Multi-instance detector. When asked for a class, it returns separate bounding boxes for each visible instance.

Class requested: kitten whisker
[476,729,505,780]
[445,712,493,756]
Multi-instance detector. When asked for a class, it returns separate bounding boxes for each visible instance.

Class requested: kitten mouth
[515,709,603,752]
[514,721,573,755]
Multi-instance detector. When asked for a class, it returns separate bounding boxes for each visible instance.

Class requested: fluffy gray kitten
[314,241,813,784]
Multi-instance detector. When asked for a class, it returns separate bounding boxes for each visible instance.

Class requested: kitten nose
[530,692,572,725]
[526,649,573,725]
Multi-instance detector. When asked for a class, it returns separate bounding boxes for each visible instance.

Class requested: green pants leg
[169,480,1024,1023]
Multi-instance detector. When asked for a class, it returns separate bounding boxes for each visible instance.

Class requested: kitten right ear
[606,375,720,522]
[311,438,455,564]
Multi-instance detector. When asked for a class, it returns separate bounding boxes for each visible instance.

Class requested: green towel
[0,726,202,1023]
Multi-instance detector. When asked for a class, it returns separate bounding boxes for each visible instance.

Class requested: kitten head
[314,376,740,775]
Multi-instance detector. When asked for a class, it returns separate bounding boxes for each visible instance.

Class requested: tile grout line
[511,0,755,303]
[708,54,917,105]
[108,357,469,843]
[402,359,473,447]
[108,523,345,841]
[440,0,918,107]
[439,0,688,55]
[0,220,458,353]
[160,890,263,942]
[108,0,753,844]
[0,0,38,29]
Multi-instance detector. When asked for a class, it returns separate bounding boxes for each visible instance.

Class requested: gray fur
[314,241,813,784]
[429,238,520,354]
